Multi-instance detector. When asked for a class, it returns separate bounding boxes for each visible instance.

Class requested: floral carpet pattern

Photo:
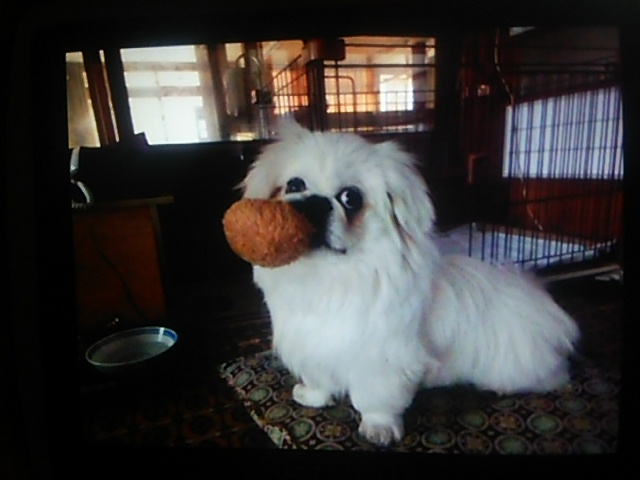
[81,276,622,451]
[219,351,619,453]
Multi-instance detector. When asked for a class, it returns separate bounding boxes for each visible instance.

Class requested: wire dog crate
[461,29,623,274]
[262,30,623,276]
[269,38,436,138]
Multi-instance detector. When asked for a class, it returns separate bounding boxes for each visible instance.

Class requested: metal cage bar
[467,33,622,272]
[263,33,623,275]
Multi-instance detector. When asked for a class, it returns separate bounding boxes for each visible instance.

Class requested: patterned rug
[219,351,619,453]
[81,276,621,450]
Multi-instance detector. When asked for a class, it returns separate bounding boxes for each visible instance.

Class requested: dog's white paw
[358,413,404,446]
[292,384,334,408]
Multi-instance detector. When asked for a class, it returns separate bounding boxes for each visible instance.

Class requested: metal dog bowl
[85,326,178,374]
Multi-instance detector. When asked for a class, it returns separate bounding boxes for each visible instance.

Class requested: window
[503,86,623,179]
[323,36,436,131]
[379,73,414,112]
[66,52,102,148]
[66,37,436,146]
[120,45,219,144]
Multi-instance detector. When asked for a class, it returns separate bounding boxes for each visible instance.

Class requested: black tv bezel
[6,0,638,477]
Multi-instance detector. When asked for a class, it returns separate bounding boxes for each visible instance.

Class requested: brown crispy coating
[222,199,315,268]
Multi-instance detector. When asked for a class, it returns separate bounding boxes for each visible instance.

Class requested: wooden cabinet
[73,197,172,334]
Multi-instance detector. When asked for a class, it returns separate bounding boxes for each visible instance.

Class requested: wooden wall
[507,178,623,241]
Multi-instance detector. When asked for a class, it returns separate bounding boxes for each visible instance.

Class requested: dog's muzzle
[289,195,336,251]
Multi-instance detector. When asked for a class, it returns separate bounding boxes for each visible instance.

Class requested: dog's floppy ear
[375,141,435,249]
[239,157,277,199]
[240,119,311,199]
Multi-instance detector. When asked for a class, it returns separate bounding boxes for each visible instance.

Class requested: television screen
[5,0,638,477]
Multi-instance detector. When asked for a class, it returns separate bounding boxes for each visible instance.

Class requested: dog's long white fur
[241,121,579,446]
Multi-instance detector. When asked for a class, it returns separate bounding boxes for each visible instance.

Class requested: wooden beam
[82,50,118,145]
[103,48,136,142]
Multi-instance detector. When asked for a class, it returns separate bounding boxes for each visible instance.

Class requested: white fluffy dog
[241,121,579,446]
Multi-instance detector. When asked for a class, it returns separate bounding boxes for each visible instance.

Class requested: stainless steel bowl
[85,326,178,374]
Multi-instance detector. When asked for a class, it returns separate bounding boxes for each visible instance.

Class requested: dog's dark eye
[285,177,307,194]
[337,186,363,212]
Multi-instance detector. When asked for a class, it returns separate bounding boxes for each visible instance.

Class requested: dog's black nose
[289,195,332,249]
